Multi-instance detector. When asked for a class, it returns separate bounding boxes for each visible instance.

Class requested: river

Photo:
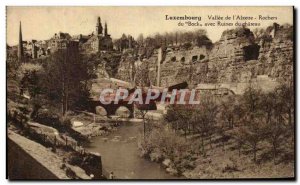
[84,121,179,179]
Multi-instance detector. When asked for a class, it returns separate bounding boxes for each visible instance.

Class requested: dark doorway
[243,44,260,61]
[171,56,176,62]
[192,55,198,62]
[180,57,185,63]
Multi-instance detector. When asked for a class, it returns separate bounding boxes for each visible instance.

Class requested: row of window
[170,54,207,63]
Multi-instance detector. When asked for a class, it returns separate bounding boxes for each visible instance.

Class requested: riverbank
[138,125,294,179]
[7,97,150,179]
[8,116,103,179]
[84,121,180,179]
[68,111,145,140]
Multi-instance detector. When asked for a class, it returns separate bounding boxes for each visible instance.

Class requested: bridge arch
[90,101,134,118]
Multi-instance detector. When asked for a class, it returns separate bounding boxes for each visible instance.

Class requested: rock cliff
[115,23,293,90]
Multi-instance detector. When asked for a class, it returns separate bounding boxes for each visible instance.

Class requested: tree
[253,28,265,41]
[220,95,236,128]
[20,69,42,98]
[260,92,276,124]
[135,97,157,139]
[136,108,149,138]
[7,53,20,80]
[237,114,267,163]
[165,106,193,138]
[265,117,285,163]
[41,48,92,115]
[195,35,213,49]
[188,98,218,155]
[217,126,230,152]
[202,99,218,149]
[242,86,262,121]
[114,34,137,52]
[182,42,192,50]
[274,82,295,154]
[276,83,294,128]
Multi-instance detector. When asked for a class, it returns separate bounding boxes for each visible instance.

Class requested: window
[180,57,185,63]
[192,55,198,62]
[171,56,176,62]
[199,54,205,60]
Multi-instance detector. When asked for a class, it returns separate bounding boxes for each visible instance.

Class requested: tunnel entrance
[243,44,260,61]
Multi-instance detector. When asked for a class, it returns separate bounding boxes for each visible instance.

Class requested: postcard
[6,6,295,180]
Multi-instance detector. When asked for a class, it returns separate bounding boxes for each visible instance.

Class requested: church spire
[96,17,103,35]
[104,22,108,36]
[18,21,24,61]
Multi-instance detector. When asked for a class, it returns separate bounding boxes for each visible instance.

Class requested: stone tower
[18,21,24,61]
[96,17,103,35]
[104,22,108,36]
[31,41,38,59]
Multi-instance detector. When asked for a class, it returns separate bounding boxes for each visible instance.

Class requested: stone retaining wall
[7,132,69,180]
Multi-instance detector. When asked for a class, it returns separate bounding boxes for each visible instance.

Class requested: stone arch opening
[199,54,205,60]
[171,56,177,62]
[180,57,185,63]
[192,55,198,62]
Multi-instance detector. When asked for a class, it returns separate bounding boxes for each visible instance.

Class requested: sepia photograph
[6,6,295,180]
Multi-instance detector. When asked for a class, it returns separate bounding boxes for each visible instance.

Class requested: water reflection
[84,122,179,179]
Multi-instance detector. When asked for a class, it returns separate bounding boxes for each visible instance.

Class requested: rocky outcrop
[115,53,136,83]
[114,23,293,92]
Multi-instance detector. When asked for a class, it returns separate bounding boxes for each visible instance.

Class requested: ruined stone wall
[114,23,293,91]
[161,24,292,88]
[205,28,257,83]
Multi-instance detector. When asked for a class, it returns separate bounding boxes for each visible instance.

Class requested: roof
[82,35,98,46]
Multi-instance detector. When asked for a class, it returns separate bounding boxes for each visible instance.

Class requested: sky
[6,6,293,46]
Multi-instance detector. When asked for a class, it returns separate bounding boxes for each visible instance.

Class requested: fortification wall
[114,24,293,91]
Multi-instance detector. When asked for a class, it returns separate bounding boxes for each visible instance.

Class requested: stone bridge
[88,82,188,118]
[89,100,135,118]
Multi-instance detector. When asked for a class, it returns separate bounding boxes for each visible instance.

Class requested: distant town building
[73,34,92,44]
[13,17,112,59]
[49,32,79,53]
[81,17,113,53]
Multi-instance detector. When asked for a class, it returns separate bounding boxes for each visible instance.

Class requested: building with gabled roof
[81,17,113,53]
